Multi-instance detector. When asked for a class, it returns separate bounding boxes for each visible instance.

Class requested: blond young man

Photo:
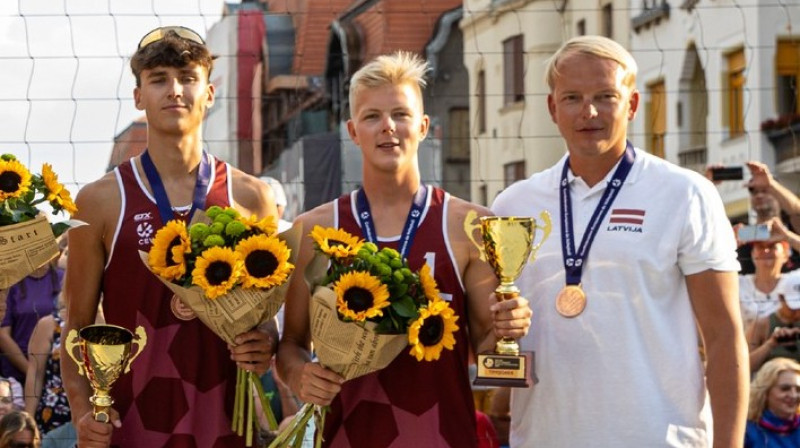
[277,52,532,447]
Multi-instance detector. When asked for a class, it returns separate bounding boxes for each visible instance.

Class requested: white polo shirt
[493,148,739,448]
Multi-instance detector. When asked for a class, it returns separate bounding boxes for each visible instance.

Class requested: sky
[0,0,236,197]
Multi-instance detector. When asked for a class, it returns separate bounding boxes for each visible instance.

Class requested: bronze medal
[170,294,196,321]
[556,285,586,318]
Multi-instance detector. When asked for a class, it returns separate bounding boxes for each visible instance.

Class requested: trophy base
[473,351,536,388]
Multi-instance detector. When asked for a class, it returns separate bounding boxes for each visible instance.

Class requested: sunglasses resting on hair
[137,26,205,50]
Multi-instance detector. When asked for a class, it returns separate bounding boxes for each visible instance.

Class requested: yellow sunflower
[238,214,277,235]
[148,221,192,281]
[408,300,459,361]
[192,246,243,299]
[236,234,294,288]
[418,263,440,301]
[333,271,390,321]
[41,164,77,215]
[310,226,363,259]
[0,158,32,201]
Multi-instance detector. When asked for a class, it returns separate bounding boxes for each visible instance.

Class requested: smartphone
[738,224,771,242]
[711,166,744,181]
[776,333,800,344]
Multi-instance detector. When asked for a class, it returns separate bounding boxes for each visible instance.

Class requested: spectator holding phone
[708,162,800,274]
[740,239,800,337]
[748,161,800,232]
[746,268,800,373]
[740,162,800,273]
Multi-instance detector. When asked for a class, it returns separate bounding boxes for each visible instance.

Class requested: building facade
[461,0,630,205]
[631,0,800,222]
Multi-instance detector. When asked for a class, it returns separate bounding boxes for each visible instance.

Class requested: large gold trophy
[466,212,550,387]
[65,324,147,422]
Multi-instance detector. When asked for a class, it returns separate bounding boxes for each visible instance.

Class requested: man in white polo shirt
[492,36,748,447]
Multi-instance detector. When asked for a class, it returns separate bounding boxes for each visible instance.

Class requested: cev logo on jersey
[606,208,645,234]
[137,222,154,246]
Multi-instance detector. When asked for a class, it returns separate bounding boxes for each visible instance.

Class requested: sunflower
[238,214,277,235]
[41,164,77,215]
[310,226,363,259]
[0,158,32,201]
[55,189,78,215]
[418,263,440,301]
[408,300,459,361]
[192,246,243,299]
[236,234,295,288]
[333,271,390,321]
[148,221,192,281]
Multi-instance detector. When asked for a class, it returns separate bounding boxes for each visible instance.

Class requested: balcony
[632,1,670,33]
[766,125,800,165]
[763,115,800,164]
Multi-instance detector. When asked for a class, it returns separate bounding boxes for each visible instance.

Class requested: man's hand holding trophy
[65,324,147,422]
[466,211,550,387]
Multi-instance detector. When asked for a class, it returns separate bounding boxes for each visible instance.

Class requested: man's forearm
[60,345,95,424]
[706,338,749,448]
[770,178,800,216]
[277,341,312,397]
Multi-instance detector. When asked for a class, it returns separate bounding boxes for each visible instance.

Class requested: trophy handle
[125,326,148,374]
[530,211,552,263]
[64,329,86,377]
[463,210,486,261]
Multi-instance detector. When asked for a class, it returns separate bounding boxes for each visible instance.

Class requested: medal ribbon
[355,184,428,258]
[559,142,635,286]
[141,149,212,225]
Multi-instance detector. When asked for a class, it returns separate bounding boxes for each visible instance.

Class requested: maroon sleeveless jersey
[102,156,245,448]
[322,186,478,448]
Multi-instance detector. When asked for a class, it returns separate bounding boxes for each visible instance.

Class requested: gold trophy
[466,212,550,387]
[65,324,147,422]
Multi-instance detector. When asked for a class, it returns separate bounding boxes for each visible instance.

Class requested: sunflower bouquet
[0,154,78,288]
[269,226,458,447]
[143,205,298,447]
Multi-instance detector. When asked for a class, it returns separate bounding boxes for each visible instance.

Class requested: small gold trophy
[65,324,147,422]
[466,212,550,387]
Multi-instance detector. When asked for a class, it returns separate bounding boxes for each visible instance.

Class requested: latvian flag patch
[609,209,645,225]
[607,209,645,233]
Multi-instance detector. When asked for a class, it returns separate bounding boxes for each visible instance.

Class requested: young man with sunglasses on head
[61,26,280,448]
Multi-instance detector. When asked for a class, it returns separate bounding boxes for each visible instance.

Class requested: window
[601,4,613,38]
[503,161,525,188]
[726,48,746,137]
[776,40,800,116]
[448,108,470,161]
[577,19,586,36]
[477,70,487,133]
[645,80,666,158]
[503,35,525,105]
